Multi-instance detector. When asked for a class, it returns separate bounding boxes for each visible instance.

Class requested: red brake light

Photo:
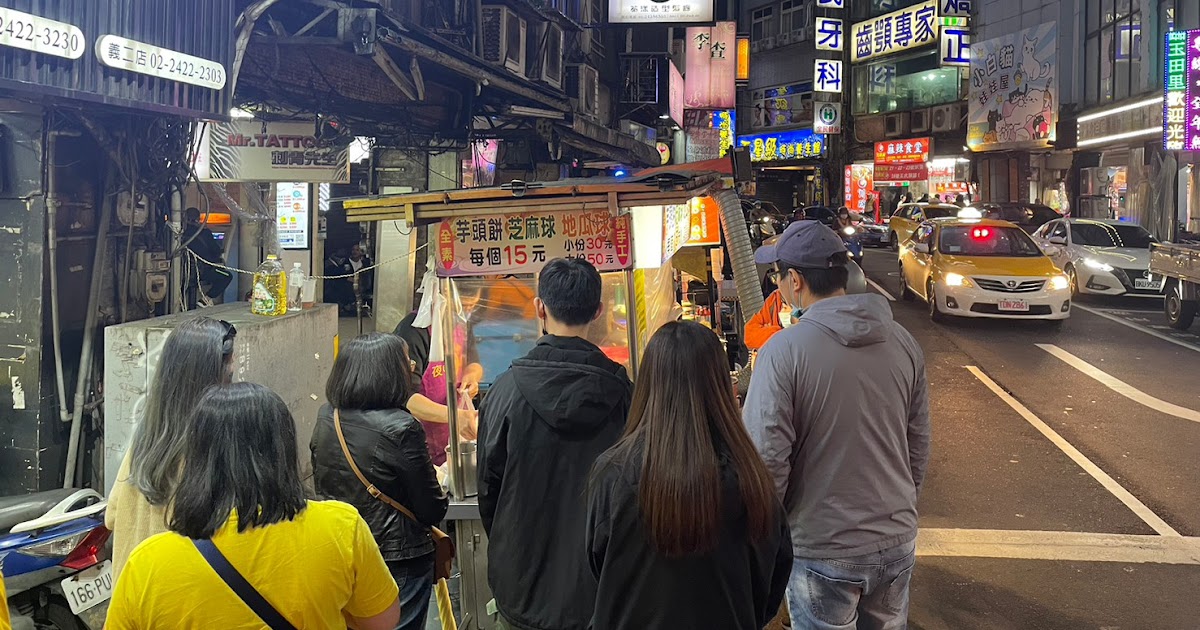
[971,227,991,239]
[62,526,111,570]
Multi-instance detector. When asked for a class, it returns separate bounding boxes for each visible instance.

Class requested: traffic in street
[851,247,1200,630]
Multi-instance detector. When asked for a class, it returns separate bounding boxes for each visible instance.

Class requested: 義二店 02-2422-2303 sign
[437,209,632,277]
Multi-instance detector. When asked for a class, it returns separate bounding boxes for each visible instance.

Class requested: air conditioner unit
[751,40,763,53]
[885,112,911,137]
[778,32,793,45]
[481,6,527,76]
[762,35,777,50]
[910,108,931,133]
[796,26,812,42]
[538,23,564,88]
[566,64,600,118]
[932,103,963,132]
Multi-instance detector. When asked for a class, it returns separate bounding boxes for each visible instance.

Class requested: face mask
[778,308,793,328]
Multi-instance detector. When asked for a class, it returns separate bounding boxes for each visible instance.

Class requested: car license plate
[61,560,113,615]
[1134,277,1161,290]
[998,299,1029,312]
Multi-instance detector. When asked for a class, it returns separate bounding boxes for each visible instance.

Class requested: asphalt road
[849,247,1200,630]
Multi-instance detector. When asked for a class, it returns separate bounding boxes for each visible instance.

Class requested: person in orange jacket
[745,289,792,350]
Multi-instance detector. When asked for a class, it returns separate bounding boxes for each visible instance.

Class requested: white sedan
[1032,218,1164,297]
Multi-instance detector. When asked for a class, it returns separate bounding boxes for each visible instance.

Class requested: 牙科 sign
[192,121,351,183]
[874,138,932,165]
[436,209,632,277]
[851,0,939,63]
[966,22,1057,151]
[608,0,714,23]
[0,7,84,60]
[96,34,226,90]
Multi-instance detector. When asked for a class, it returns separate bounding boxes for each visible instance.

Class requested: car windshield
[1071,222,1155,248]
[939,226,1043,257]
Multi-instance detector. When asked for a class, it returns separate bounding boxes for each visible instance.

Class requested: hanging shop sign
[939,0,972,17]
[0,7,84,60]
[874,137,932,165]
[851,0,939,63]
[816,17,844,52]
[685,22,737,109]
[662,197,721,263]
[737,129,825,162]
[814,59,843,93]
[436,209,632,277]
[737,37,750,81]
[814,102,843,134]
[845,165,874,213]
[940,17,971,66]
[192,120,351,183]
[751,82,812,129]
[873,163,929,182]
[656,141,671,164]
[1164,29,1198,150]
[275,183,309,250]
[966,22,1057,151]
[96,34,226,90]
[669,60,684,125]
[817,0,844,7]
[609,0,714,24]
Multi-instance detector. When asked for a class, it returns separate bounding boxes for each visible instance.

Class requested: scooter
[1,489,111,630]
[841,225,865,266]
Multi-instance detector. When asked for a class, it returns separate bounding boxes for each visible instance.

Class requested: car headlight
[944,272,971,287]
[1083,258,1114,272]
[1050,275,1070,290]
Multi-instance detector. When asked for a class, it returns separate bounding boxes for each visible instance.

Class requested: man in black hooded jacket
[477,257,633,630]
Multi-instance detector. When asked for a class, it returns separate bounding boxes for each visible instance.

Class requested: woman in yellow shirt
[106,382,400,630]
[106,317,237,582]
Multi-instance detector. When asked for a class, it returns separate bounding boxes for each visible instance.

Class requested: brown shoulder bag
[333,410,455,581]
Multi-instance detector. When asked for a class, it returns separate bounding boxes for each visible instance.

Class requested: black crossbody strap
[192,539,298,630]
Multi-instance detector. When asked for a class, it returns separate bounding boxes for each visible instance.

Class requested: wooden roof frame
[343,173,727,225]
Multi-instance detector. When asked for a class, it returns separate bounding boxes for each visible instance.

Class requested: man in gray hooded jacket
[743,220,930,630]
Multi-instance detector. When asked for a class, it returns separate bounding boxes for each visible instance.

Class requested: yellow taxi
[898,218,1071,323]
[887,203,960,251]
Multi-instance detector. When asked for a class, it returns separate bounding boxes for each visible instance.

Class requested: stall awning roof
[343,171,725,224]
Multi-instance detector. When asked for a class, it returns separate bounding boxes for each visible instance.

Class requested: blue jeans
[388,555,435,630]
[787,540,916,630]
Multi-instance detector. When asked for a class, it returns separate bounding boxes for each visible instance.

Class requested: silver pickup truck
[1149,242,1200,329]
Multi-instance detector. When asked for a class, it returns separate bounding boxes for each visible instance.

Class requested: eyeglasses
[219,320,237,356]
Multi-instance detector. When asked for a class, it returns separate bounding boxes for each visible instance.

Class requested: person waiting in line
[106,383,401,630]
[106,317,237,582]
[477,258,633,630]
[744,221,930,630]
[587,321,792,630]
[955,193,967,207]
[311,333,449,630]
[182,207,232,308]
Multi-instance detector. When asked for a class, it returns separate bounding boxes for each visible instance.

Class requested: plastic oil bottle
[251,254,287,316]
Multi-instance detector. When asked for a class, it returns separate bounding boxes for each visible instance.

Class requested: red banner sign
[873,163,929,182]
[437,209,631,277]
[874,137,932,165]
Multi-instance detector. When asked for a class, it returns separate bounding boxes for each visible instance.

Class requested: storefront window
[853,0,927,21]
[853,50,965,115]
[1083,0,1194,103]
[752,7,775,43]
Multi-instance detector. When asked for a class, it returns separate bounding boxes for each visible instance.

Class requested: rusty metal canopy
[343,171,727,225]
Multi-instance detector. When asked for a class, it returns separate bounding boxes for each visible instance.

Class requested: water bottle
[287,263,306,312]
[251,255,287,316]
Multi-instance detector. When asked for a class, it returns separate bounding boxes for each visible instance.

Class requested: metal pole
[443,278,464,501]
[169,188,183,313]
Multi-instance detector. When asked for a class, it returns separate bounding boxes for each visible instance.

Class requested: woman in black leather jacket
[311,333,449,630]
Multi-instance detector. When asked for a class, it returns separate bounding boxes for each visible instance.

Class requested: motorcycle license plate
[61,560,113,615]
[1134,277,1161,290]
[998,299,1029,312]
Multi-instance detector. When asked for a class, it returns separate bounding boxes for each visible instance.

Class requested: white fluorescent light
[229,107,255,119]
[1076,96,1164,123]
[1075,127,1160,147]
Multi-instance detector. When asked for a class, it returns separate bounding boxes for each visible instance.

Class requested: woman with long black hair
[106,383,400,629]
[311,332,448,630]
[106,316,237,582]
[587,321,792,630]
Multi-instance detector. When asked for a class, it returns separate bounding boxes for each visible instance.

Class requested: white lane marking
[1074,303,1200,354]
[918,528,1200,564]
[965,365,1181,537]
[1036,343,1200,424]
[867,277,897,301]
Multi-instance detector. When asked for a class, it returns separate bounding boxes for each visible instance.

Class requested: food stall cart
[342,171,746,629]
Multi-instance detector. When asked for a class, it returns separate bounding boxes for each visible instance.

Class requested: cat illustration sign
[967,22,1058,151]
[814,102,842,134]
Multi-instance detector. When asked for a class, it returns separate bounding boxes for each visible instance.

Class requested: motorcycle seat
[0,489,84,533]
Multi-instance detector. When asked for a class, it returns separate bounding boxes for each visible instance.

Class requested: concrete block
[102,303,337,494]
